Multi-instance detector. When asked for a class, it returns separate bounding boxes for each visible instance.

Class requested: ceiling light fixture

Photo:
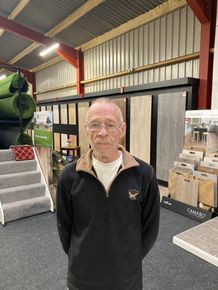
[39,43,60,57]
[0,74,6,81]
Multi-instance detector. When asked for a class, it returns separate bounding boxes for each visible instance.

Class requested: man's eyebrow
[89,119,117,123]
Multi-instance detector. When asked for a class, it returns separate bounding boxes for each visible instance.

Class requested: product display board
[34,111,53,148]
[184,110,218,153]
[156,92,186,182]
[130,95,151,163]
[162,110,218,220]
[33,111,53,184]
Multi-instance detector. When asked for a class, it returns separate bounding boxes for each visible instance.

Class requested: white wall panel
[36,6,201,98]
[36,60,77,101]
[130,95,152,163]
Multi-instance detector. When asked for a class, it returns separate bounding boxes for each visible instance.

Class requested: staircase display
[0,149,54,225]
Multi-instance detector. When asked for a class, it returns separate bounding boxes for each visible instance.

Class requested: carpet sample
[173,216,218,267]
[0,92,36,119]
[0,72,28,98]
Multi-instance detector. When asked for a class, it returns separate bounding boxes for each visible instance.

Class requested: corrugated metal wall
[36,61,77,101]
[84,5,200,93]
[36,5,200,100]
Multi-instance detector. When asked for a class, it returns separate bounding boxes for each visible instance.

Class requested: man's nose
[97,124,108,136]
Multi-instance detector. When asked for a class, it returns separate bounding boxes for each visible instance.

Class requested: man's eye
[107,124,116,129]
[90,123,100,129]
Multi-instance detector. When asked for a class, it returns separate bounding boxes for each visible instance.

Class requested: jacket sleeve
[56,170,73,255]
[141,168,160,258]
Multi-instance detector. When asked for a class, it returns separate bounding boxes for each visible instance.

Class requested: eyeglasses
[86,122,119,132]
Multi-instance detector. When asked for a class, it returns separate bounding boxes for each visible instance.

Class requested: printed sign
[33,111,53,148]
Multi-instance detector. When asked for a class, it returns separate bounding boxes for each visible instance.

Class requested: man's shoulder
[59,160,77,180]
[133,156,153,169]
[132,156,154,177]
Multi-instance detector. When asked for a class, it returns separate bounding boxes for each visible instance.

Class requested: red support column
[76,50,84,97]
[187,0,217,109]
[198,21,213,108]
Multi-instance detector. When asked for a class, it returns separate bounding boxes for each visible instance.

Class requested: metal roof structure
[0,0,168,72]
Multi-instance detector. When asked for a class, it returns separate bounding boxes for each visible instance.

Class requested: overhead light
[0,74,6,81]
[39,43,60,57]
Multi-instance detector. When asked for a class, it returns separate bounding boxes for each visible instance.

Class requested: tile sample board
[156,92,186,181]
[173,217,218,267]
[130,95,151,163]
[78,102,90,155]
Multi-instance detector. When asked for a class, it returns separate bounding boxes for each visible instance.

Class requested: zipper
[80,169,110,198]
[105,165,124,197]
[79,164,134,198]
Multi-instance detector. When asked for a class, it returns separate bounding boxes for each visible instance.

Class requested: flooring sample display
[113,98,126,148]
[130,95,151,163]
[156,92,186,181]
[78,102,90,156]
[173,217,218,267]
[175,176,198,207]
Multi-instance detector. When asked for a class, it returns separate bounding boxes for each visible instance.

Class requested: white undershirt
[92,152,123,192]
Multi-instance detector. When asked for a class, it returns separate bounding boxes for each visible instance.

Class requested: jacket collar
[76,145,139,174]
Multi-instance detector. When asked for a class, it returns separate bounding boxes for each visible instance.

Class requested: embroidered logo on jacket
[128,188,139,200]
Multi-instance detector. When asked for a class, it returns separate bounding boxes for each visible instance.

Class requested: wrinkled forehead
[86,102,122,123]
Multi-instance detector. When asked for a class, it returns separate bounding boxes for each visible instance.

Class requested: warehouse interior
[0,0,218,289]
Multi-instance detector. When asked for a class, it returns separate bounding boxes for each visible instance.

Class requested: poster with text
[34,111,53,148]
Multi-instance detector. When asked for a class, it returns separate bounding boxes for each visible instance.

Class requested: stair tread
[0,170,40,178]
[0,183,44,194]
[0,160,36,165]
[2,195,50,209]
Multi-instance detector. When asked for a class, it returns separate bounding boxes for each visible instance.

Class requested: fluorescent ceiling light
[39,43,60,57]
[0,74,6,81]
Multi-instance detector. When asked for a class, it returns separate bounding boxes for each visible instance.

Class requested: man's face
[85,102,126,160]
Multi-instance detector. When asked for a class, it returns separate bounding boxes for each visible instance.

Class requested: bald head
[85,98,123,125]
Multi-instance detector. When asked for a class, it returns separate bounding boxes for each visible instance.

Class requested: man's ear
[84,125,89,136]
[119,122,127,138]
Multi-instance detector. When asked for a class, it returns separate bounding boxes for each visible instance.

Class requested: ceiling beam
[0,15,79,67]
[80,0,187,51]
[186,0,209,24]
[5,0,104,66]
[47,0,104,37]
[0,60,36,98]
[0,0,30,37]
[0,60,30,76]
[32,0,187,72]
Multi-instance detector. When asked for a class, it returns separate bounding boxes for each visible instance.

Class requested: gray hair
[86,97,124,124]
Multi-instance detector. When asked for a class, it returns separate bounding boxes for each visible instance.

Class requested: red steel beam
[0,15,84,95]
[186,0,209,23]
[187,0,217,109]
[76,50,84,96]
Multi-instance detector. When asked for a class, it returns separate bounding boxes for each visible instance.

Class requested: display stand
[163,109,218,222]
[160,196,217,222]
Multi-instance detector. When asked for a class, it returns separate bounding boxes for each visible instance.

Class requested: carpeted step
[0,149,13,162]
[0,171,41,189]
[0,160,37,175]
[0,183,45,204]
[2,195,51,223]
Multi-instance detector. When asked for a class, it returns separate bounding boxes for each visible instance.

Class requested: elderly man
[56,98,160,290]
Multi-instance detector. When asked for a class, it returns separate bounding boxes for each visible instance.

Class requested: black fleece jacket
[56,146,160,290]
